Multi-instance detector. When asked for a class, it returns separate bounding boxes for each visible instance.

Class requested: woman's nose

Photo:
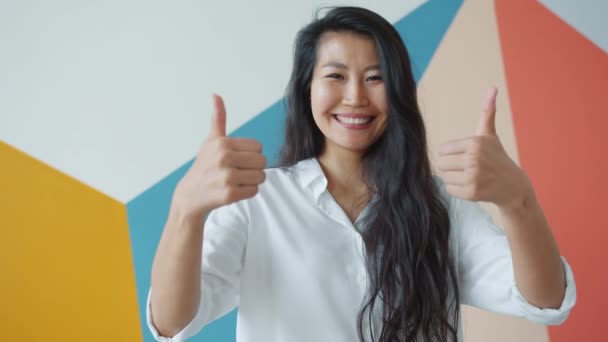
[342,81,369,107]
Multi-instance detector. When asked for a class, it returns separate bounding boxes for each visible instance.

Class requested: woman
[148,6,576,342]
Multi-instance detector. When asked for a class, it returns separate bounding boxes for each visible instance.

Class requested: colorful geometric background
[1,1,605,341]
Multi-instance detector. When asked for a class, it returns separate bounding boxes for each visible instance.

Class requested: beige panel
[417,1,549,341]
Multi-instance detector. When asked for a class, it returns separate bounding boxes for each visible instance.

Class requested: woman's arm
[498,185,565,309]
[438,87,569,310]
[149,93,265,338]
[150,209,206,337]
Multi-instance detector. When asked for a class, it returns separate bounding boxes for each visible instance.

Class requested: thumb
[209,93,227,137]
[475,86,498,136]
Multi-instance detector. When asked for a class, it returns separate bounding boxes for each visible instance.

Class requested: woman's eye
[326,73,344,80]
[367,75,383,81]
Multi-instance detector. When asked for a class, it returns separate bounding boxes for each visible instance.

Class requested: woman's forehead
[315,32,379,67]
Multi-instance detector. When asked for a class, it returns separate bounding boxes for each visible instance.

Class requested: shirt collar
[292,157,376,228]
[293,158,328,202]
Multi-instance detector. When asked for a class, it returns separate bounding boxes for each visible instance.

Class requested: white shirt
[147,158,576,341]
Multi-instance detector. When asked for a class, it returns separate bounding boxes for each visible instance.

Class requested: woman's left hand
[436,87,534,210]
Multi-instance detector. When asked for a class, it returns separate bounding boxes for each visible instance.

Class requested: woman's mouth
[332,114,375,129]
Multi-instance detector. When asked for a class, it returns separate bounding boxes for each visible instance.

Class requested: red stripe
[495,0,608,341]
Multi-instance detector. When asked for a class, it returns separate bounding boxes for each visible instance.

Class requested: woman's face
[310,31,389,156]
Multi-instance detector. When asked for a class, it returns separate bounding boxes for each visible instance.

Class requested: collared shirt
[147,158,576,342]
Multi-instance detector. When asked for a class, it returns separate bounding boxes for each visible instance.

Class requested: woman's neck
[317,147,371,223]
[317,147,368,197]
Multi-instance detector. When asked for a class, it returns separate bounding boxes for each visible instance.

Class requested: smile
[332,114,376,129]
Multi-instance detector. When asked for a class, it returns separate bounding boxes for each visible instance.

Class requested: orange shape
[0,141,142,341]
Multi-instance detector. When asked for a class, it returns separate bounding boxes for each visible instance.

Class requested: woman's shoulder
[210,159,318,220]
[262,158,320,189]
[206,165,300,222]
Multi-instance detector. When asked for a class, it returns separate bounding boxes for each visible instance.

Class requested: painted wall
[2,1,605,341]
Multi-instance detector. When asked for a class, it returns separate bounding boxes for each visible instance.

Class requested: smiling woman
[147,6,576,342]
[278,8,462,341]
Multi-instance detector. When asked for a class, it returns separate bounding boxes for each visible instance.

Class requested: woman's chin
[335,140,373,154]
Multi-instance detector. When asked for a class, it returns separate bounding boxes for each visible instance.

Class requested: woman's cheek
[312,82,339,112]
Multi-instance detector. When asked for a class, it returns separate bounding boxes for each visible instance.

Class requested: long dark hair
[278,6,460,342]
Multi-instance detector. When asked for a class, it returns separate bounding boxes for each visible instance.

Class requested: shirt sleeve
[146,200,250,341]
[449,193,576,325]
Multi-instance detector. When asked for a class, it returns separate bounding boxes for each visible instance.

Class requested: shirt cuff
[146,289,208,342]
[510,256,577,325]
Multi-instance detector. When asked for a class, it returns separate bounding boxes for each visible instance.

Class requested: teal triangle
[395,0,464,81]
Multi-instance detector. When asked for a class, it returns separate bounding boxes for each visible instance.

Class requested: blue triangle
[395,0,464,81]
[127,2,462,341]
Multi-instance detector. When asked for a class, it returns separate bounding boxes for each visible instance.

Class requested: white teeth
[336,115,373,125]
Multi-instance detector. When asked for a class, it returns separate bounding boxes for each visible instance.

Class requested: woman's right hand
[170,94,267,224]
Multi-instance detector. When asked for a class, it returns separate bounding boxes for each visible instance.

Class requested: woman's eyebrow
[321,62,381,72]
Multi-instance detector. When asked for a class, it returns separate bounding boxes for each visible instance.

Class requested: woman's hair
[278,6,460,342]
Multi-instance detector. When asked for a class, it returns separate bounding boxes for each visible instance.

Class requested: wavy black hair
[278,6,460,342]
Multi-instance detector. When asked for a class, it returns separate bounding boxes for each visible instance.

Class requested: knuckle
[469,185,481,201]
[250,171,264,185]
[469,168,480,180]
[217,152,232,167]
[209,137,223,152]
[468,148,480,159]
[215,139,231,155]
[223,187,237,203]
[468,138,482,153]
[260,155,267,168]
[221,169,234,185]
[465,155,478,168]
[217,137,230,148]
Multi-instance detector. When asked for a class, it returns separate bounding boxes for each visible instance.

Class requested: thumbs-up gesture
[436,87,533,209]
[171,94,267,223]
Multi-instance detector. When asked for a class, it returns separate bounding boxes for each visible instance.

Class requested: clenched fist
[437,87,533,210]
[170,94,267,224]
